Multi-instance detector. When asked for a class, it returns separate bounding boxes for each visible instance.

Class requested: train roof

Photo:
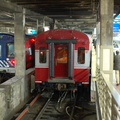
[0,33,36,42]
[36,29,89,44]
[0,33,14,36]
[0,33,14,42]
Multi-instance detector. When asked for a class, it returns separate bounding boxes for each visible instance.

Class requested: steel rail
[35,92,54,120]
[15,94,41,120]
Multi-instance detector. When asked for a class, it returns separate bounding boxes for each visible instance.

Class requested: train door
[54,44,68,77]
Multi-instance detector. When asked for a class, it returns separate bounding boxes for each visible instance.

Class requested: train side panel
[35,47,49,82]
[74,49,91,84]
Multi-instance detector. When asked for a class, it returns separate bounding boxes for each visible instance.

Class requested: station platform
[91,43,120,120]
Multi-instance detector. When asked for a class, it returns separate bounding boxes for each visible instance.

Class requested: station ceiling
[1,0,120,34]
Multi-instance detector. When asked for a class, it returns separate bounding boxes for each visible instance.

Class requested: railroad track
[35,91,71,120]
[14,90,94,120]
[35,92,56,120]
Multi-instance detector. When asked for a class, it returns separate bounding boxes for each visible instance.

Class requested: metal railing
[96,68,120,120]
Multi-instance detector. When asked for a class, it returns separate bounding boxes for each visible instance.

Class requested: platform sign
[27,28,37,34]
[113,14,120,32]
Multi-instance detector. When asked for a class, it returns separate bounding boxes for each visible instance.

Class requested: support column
[100,0,113,45]
[36,19,39,34]
[50,19,55,30]
[96,22,100,67]
[14,9,26,77]
[37,20,44,33]
[100,0,114,79]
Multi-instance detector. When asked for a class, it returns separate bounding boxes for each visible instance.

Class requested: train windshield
[57,46,68,64]
[78,47,85,64]
[0,45,1,57]
[7,43,14,57]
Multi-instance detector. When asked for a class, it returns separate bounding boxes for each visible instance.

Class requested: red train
[35,29,91,99]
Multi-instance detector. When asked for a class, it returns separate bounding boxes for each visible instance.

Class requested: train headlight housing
[11,59,15,65]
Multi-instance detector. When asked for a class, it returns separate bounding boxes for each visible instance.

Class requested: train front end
[0,33,15,73]
[35,29,91,95]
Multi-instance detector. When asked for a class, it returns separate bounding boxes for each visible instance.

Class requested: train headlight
[6,58,9,60]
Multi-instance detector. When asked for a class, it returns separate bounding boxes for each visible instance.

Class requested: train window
[57,47,68,63]
[39,47,46,63]
[0,45,1,57]
[7,43,14,57]
[26,48,32,56]
[28,48,32,55]
[78,47,85,64]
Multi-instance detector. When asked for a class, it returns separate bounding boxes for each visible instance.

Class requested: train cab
[35,29,91,92]
[0,33,15,73]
